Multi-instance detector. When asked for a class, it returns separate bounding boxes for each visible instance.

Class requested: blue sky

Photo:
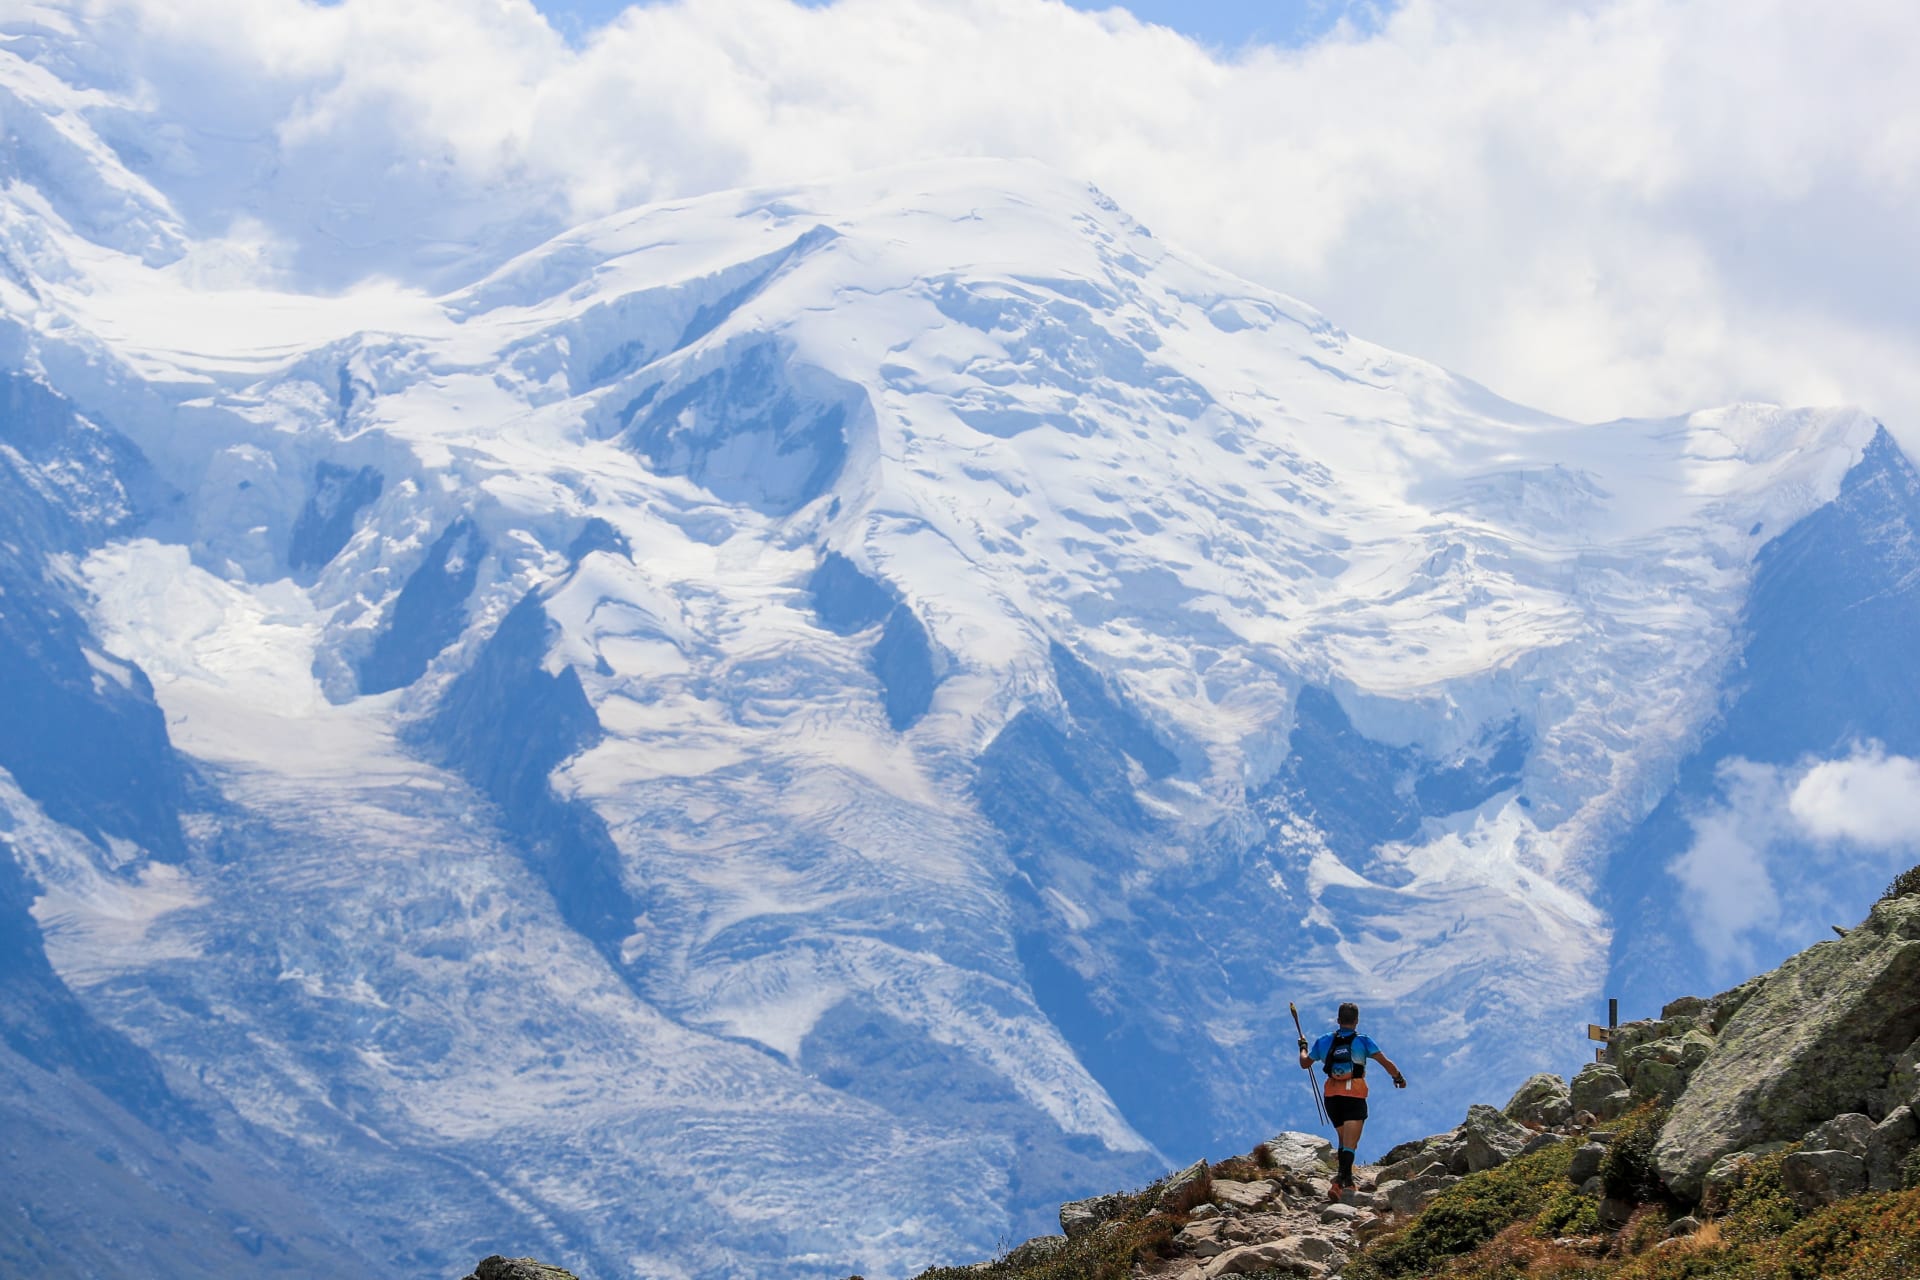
[532,0,1374,50]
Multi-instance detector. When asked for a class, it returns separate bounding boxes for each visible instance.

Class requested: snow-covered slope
[2,18,1916,1280]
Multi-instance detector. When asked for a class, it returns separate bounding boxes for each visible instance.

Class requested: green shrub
[1350,1141,1579,1277]
[1884,863,1920,903]
[1720,1147,1802,1245]
[914,1212,1182,1280]
[1600,1105,1671,1205]
[1754,1188,1920,1278]
[1533,1183,1601,1237]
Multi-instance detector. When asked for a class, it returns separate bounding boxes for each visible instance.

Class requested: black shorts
[1325,1094,1369,1125]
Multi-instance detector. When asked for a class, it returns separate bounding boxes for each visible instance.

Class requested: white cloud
[1675,744,1920,976]
[1788,749,1920,849]
[20,0,1920,434]
[1670,758,1784,976]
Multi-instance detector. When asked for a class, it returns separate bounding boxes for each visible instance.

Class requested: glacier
[2,14,1918,1279]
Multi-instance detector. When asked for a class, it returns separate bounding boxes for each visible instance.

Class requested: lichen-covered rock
[1377,1130,1455,1167]
[1209,1178,1278,1211]
[1156,1159,1214,1214]
[1631,1057,1686,1105]
[1504,1073,1573,1128]
[462,1259,579,1280]
[1001,1235,1068,1267]
[1866,1106,1919,1191]
[1571,1063,1630,1120]
[1654,894,1920,1201]
[1567,1142,1607,1185]
[1782,1149,1867,1211]
[1060,1191,1130,1238]
[1802,1113,1876,1156]
[1462,1103,1531,1172]
[1258,1130,1337,1177]
[1385,1172,1455,1215]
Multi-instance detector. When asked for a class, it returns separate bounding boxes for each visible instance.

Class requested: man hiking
[1298,1001,1406,1200]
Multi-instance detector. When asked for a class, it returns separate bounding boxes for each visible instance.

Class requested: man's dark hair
[1337,1002,1360,1026]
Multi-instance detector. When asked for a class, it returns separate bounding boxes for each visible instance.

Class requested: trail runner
[1297,1001,1406,1201]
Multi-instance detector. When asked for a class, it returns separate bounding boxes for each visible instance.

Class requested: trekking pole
[1288,1002,1330,1128]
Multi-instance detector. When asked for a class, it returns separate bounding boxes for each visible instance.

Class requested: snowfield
[2,17,1917,1280]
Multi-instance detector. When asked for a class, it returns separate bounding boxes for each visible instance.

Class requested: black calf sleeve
[1337,1148,1355,1182]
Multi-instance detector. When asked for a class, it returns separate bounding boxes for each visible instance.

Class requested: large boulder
[1259,1130,1337,1178]
[1060,1191,1130,1238]
[1570,1063,1631,1121]
[1654,895,1920,1201]
[1782,1149,1867,1212]
[462,1260,579,1280]
[1462,1103,1532,1172]
[1504,1074,1573,1128]
[1202,1240,1323,1278]
[1801,1113,1875,1157]
[1866,1107,1919,1192]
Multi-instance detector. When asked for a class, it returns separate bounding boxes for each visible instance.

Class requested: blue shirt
[1309,1031,1382,1083]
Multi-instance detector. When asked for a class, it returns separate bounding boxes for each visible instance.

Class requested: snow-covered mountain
[3,13,1917,1279]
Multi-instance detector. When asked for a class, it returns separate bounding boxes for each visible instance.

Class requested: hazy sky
[49,0,1920,434]
[530,0,1378,49]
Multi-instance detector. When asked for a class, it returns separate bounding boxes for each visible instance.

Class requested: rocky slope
[865,876,1920,1279]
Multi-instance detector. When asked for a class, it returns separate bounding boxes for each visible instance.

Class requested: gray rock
[1571,1064,1630,1118]
[1156,1159,1214,1215]
[1567,1142,1607,1185]
[1667,1215,1703,1238]
[1294,1235,1340,1262]
[1579,1175,1604,1197]
[1663,996,1709,1021]
[1378,1134,1444,1166]
[1801,1113,1876,1157]
[464,1260,580,1280]
[1520,1132,1568,1157]
[1258,1131,1338,1177]
[1189,1202,1222,1221]
[1002,1235,1068,1267]
[1632,1057,1686,1105]
[1866,1106,1919,1192]
[1504,1073,1574,1128]
[1654,894,1920,1202]
[1320,1202,1360,1224]
[1210,1179,1278,1210]
[1462,1103,1532,1172]
[1781,1149,1867,1211]
[1060,1192,1130,1238]
[1203,1241,1322,1278]
[1385,1173,1455,1216]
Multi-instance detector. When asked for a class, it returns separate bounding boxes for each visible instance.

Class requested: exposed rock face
[1461,1104,1532,1172]
[1866,1107,1919,1192]
[1504,1073,1573,1128]
[1570,1064,1631,1121]
[1059,1192,1131,1239]
[460,1259,579,1280]
[1654,895,1920,1200]
[1782,1150,1868,1211]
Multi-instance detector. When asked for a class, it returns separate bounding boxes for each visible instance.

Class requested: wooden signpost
[1586,998,1619,1062]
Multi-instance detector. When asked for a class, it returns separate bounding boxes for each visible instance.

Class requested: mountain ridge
[0,26,1916,1276]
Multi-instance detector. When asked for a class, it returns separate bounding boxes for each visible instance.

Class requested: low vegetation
[1348,1121,1920,1280]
